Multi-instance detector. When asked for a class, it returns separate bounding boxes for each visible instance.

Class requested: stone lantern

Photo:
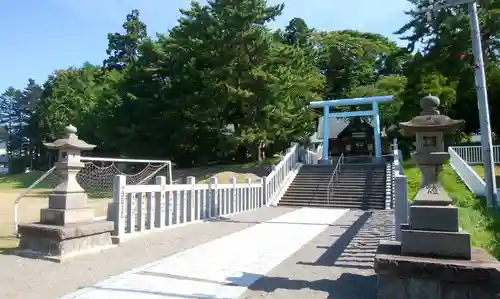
[17,125,113,261]
[374,96,500,299]
[43,124,96,221]
[399,95,469,258]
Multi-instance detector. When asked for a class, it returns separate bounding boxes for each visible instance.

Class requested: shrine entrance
[309,95,394,164]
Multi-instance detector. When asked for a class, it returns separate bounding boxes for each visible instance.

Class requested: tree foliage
[4,0,500,172]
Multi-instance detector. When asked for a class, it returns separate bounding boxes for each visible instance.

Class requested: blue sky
[0,0,413,92]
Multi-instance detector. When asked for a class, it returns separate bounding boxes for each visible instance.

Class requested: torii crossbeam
[309,95,394,164]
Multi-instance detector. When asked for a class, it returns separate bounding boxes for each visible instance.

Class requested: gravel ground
[239,209,394,299]
[0,206,297,299]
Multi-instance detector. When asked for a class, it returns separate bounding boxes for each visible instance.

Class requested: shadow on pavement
[232,210,394,298]
[299,210,393,270]
[228,271,376,299]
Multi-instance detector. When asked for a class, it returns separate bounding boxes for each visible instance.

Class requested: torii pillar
[310,95,393,164]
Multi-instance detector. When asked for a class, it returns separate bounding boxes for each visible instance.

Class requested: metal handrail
[326,153,344,204]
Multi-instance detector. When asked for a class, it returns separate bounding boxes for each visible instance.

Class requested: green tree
[282,17,313,47]
[155,0,322,164]
[313,30,404,99]
[396,0,500,134]
[103,9,148,70]
[37,64,122,155]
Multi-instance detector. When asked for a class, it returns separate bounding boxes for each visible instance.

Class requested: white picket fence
[449,146,486,196]
[304,144,323,164]
[110,143,300,241]
[391,140,408,242]
[451,145,500,164]
[264,143,299,203]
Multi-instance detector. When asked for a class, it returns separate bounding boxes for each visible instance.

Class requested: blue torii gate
[309,95,394,163]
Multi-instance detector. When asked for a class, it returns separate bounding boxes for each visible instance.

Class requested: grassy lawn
[404,161,500,259]
[0,171,53,190]
[470,165,500,186]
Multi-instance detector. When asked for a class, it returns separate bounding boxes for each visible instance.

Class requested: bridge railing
[451,145,500,164]
[264,143,299,204]
[112,175,264,242]
[110,143,299,242]
[448,146,486,196]
[304,144,322,164]
[393,141,408,242]
[326,153,344,204]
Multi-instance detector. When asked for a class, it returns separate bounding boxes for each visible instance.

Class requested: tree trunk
[251,142,263,162]
[234,146,248,164]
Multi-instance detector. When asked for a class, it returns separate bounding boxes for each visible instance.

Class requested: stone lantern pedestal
[374,96,500,298]
[17,125,114,261]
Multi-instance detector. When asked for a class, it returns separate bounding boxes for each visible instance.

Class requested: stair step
[293,178,386,181]
[281,200,387,204]
[278,202,386,210]
[284,190,386,196]
[284,188,387,192]
[280,199,387,204]
[281,195,386,201]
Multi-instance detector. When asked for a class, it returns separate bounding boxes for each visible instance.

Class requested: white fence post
[209,176,218,217]
[107,143,302,241]
[186,176,195,222]
[229,177,236,214]
[245,177,251,211]
[137,191,145,232]
[155,176,167,228]
[258,177,264,208]
[146,189,154,230]
[112,175,127,238]
[262,176,268,206]
[394,174,409,242]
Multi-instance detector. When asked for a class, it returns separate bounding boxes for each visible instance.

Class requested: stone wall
[377,273,500,299]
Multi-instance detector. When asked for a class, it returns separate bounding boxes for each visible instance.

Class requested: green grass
[0,171,53,190]
[470,165,500,186]
[404,161,500,259]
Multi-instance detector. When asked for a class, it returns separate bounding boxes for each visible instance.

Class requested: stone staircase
[278,162,388,209]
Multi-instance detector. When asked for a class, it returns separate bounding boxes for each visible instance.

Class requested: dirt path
[0,191,110,249]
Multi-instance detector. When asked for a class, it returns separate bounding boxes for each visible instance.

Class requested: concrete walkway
[0,207,294,299]
[0,207,394,299]
[59,208,349,299]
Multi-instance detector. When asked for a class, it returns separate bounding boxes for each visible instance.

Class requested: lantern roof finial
[43,124,96,151]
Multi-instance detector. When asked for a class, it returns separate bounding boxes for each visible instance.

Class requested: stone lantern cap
[399,95,464,136]
[43,125,96,150]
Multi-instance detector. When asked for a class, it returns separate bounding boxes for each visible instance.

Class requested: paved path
[0,207,394,299]
[0,207,294,299]
[240,209,394,299]
[60,207,350,299]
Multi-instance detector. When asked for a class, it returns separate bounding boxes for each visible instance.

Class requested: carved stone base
[409,205,459,232]
[40,207,95,225]
[401,229,471,259]
[17,221,114,262]
[48,191,88,210]
[374,240,500,299]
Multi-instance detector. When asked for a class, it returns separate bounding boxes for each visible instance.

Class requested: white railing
[264,143,299,204]
[392,140,408,242]
[110,143,300,241]
[451,145,500,164]
[13,157,172,235]
[326,153,344,204]
[304,144,323,164]
[449,147,486,196]
[394,149,404,175]
[111,175,264,241]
